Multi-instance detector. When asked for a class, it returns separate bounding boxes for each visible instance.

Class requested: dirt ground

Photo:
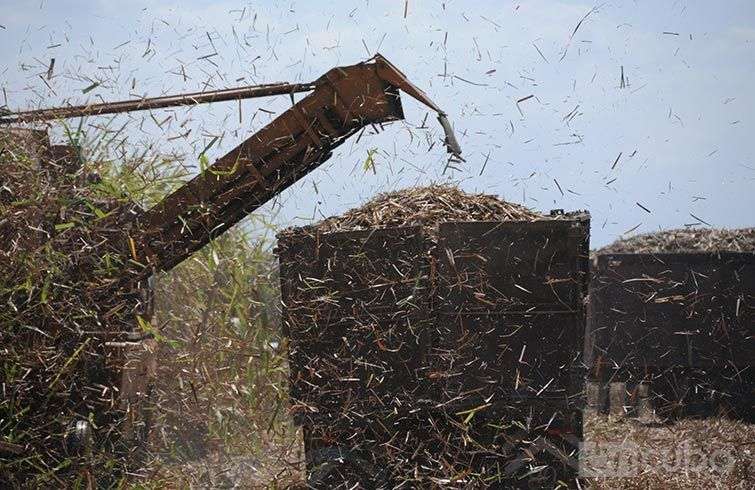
[142,435,305,489]
[583,414,754,489]
[141,415,754,489]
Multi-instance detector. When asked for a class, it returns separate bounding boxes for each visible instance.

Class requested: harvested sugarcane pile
[301,183,544,235]
[0,129,151,487]
[278,185,590,487]
[598,227,755,254]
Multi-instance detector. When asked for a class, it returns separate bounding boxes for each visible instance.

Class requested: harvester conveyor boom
[1,54,461,285]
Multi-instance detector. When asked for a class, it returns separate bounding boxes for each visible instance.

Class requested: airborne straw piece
[560,5,599,61]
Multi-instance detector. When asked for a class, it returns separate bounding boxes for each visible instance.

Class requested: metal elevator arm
[2,55,462,285]
[127,56,422,280]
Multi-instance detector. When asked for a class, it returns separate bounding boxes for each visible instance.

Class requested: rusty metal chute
[1,54,461,283]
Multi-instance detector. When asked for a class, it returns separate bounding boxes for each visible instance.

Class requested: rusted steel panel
[586,252,754,419]
[279,215,590,484]
[278,227,430,421]
[429,218,589,407]
[278,226,428,318]
[286,314,430,421]
[588,252,753,371]
[428,313,584,406]
[435,218,590,313]
[279,215,590,417]
[302,398,582,487]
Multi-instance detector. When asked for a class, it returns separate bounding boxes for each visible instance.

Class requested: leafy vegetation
[1,126,299,487]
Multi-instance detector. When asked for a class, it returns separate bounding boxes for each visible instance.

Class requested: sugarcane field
[1,2,753,489]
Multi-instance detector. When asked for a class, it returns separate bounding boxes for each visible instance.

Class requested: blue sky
[1,0,753,247]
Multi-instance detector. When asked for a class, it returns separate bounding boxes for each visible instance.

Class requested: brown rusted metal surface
[429,218,589,405]
[586,252,754,420]
[2,55,460,288]
[278,226,429,418]
[277,214,592,408]
[301,402,582,487]
[131,58,407,278]
[277,212,590,485]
